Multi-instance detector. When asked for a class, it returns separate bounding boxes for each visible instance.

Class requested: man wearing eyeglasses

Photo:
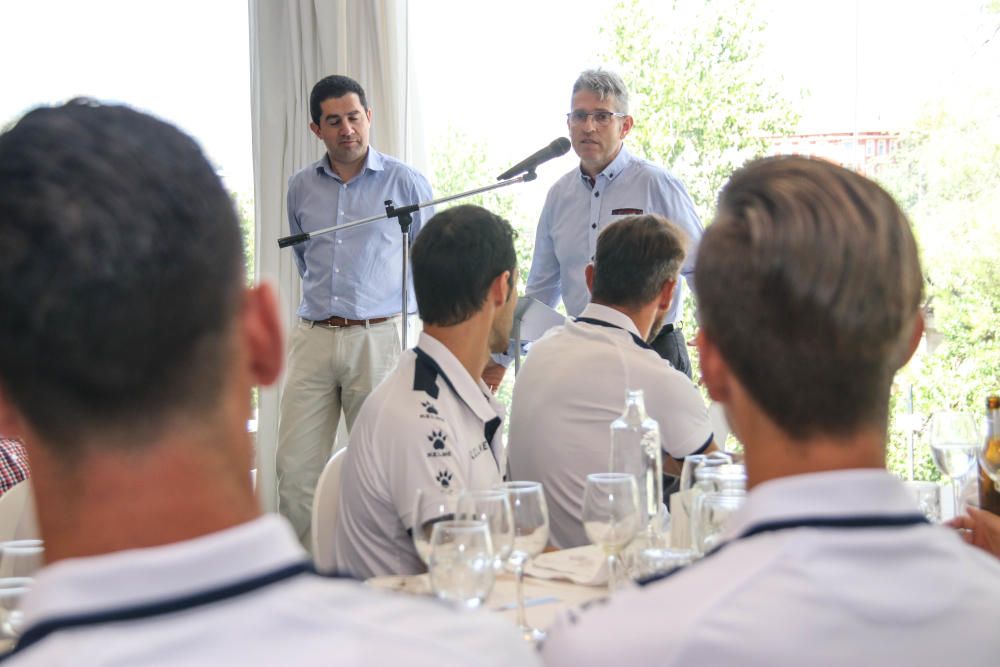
[491,69,702,383]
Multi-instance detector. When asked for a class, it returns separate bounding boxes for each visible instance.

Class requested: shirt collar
[313,146,385,181]
[578,144,633,185]
[578,303,643,338]
[413,332,505,427]
[720,469,922,543]
[20,515,307,626]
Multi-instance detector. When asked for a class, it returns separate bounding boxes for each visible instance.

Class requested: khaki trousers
[276,317,402,547]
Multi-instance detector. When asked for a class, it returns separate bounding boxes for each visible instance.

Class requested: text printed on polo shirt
[469,441,490,460]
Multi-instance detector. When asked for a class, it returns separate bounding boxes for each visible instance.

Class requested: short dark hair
[411,205,516,326]
[695,156,923,439]
[310,75,369,125]
[591,214,687,309]
[0,100,245,449]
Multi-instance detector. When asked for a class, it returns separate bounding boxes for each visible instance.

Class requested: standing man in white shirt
[277,75,435,547]
[485,69,702,389]
[509,214,715,548]
[0,102,537,666]
[331,205,518,579]
[542,156,1000,666]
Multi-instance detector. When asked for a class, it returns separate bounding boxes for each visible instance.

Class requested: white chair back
[0,480,39,543]
[311,448,347,572]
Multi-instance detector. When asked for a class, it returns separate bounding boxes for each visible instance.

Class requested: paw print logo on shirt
[421,401,439,415]
[436,469,453,489]
[428,430,447,450]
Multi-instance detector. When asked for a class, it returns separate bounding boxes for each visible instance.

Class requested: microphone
[497,137,571,181]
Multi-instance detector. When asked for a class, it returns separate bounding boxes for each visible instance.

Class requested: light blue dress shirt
[287,148,434,320]
[525,145,702,324]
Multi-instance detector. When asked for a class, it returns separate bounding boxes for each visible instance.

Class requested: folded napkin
[524,545,607,587]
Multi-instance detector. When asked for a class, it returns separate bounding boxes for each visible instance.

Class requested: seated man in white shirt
[541,156,1000,667]
[509,214,715,548]
[0,103,537,667]
[331,205,518,579]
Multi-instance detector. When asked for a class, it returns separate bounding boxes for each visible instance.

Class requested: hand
[482,360,507,394]
[946,506,1000,559]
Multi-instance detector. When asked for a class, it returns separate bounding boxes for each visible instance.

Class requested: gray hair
[572,69,629,114]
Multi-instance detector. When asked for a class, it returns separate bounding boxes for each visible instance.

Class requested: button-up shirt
[542,469,1000,667]
[509,304,712,548]
[287,148,434,320]
[332,333,507,579]
[7,515,539,666]
[526,146,702,323]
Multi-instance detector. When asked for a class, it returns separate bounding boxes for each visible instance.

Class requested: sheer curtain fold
[248,0,424,510]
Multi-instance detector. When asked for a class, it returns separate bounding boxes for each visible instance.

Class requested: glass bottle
[609,389,662,534]
[978,394,1000,516]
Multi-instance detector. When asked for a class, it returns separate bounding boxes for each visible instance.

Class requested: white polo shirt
[542,469,1000,667]
[5,515,539,666]
[509,303,712,548]
[332,332,507,579]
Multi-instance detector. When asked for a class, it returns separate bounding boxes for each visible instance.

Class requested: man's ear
[309,122,322,139]
[243,283,284,387]
[490,271,511,307]
[658,279,677,311]
[900,310,925,369]
[697,328,730,403]
[585,263,595,294]
[620,115,634,139]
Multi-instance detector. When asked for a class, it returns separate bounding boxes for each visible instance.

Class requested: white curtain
[248,0,426,510]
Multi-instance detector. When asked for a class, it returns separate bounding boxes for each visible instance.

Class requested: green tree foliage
[598,0,800,222]
[878,81,1000,480]
[430,126,534,287]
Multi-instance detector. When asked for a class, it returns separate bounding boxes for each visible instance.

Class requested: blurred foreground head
[0,100,274,454]
[695,156,924,440]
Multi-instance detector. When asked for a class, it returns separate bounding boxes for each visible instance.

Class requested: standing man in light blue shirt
[520,69,702,378]
[277,75,434,546]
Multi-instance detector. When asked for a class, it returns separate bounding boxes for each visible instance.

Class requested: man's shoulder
[620,153,686,188]
[288,159,323,187]
[374,150,431,187]
[352,353,450,440]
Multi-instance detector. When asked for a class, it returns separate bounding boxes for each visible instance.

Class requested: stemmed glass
[690,491,745,557]
[456,490,514,570]
[0,539,44,638]
[928,411,979,516]
[582,473,641,592]
[427,520,495,609]
[411,488,460,568]
[499,481,549,643]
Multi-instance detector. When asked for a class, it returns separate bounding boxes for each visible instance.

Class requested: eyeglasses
[566,110,627,127]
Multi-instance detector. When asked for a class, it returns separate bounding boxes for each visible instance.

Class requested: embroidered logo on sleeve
[426,430,452,458]
[419,400,444,422]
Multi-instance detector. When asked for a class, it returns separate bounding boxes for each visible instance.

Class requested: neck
[592,299,658,339]
[422,316,492,383]
[28,423,259,563]
[731,395,886,490]
[328,150,367,182]
[580,143,623,179]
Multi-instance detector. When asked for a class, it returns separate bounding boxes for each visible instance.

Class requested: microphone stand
[277,171,538,349]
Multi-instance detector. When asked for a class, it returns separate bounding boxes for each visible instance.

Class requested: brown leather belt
[307,315,395,328]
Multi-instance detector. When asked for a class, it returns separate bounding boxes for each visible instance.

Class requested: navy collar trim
[574,316,652,351]
[4,561,345,658]
[637,513,930,588]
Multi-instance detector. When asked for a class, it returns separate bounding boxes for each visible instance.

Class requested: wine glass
[0,539,44,638]
[456,489,514,570]
[499,481,549,643]
[679,451,733,492]
[427,520,495,609]
[582,473,641,592]
[928,411,979,516]
[412,488,459,567]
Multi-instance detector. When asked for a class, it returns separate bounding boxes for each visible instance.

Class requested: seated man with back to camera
[0,102,538,666]
[509,214,715,549]
[541,156,1000,666]
[331,205,519,579]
